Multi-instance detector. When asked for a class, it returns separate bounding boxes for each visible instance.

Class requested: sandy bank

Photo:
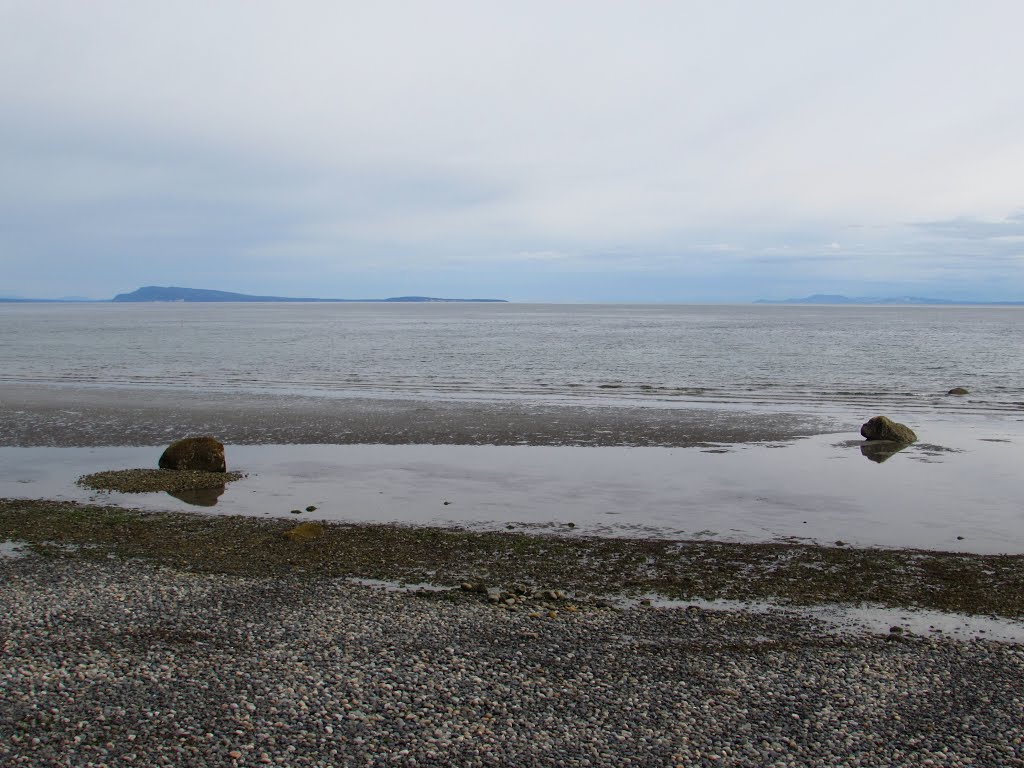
[0,384,843,447]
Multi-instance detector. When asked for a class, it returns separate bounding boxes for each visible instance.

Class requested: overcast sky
[2,1,1023,301]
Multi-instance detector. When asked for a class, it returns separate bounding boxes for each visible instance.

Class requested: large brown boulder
[158,436,227,472]
[860,416,917,444]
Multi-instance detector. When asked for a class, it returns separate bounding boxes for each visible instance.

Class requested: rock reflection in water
[167,486,225,506]
[860,441,910,464]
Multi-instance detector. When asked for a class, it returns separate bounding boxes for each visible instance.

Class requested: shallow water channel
[1,421,1022,554]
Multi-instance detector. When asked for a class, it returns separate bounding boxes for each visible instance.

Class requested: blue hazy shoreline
[3,286,1023,305]
[755,293,1024,306]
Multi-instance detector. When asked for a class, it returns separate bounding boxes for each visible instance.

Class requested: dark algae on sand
[2,498,1022,618]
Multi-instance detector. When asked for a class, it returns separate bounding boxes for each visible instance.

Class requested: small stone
[229,751,242,760]
[947,387,969,396]
[290,509,303,514]
[305,505,317,512]
[283,522,325,542]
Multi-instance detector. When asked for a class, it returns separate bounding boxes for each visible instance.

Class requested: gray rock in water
[947,387,969,396]
[860,416,917,443]
[158,436,227,472]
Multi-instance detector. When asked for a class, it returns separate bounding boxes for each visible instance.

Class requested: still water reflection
[0,422,1021,553]
[167,486,225,507]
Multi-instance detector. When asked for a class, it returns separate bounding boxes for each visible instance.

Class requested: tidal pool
[0,421,1021,553]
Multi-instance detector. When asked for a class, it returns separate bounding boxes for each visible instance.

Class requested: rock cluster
[459,582,602,617]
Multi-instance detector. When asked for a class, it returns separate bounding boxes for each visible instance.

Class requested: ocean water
[2,302,1024,551]
[1,302,1022,417]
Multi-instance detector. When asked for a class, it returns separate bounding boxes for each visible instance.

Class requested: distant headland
[755,294,1024,306]
[68,286,506,303]
[111,286,507,303]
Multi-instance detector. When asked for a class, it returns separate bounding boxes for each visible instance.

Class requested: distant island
[111,287,508,303]
[755,294,1024,306]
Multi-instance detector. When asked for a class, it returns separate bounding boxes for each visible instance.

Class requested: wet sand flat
[0,383,843,447]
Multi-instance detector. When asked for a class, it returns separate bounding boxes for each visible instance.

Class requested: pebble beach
[3,555,1023,768]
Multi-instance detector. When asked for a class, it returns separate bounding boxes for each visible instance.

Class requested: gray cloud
[913,213,1024,240]
[2,2,1024,300]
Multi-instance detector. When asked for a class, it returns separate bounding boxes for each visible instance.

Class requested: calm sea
[1,302,1022,418]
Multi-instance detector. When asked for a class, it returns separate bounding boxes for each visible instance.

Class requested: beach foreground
[2,554,1023,767]
[3,500,1024,766]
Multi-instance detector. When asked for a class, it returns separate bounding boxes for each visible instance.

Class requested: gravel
[7,499,1024,618]
[2,556,1022,767]
[76,469,245,494]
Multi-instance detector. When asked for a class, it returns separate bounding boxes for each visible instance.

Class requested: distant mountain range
[0,286,507,303]
[755,294,1024,306]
